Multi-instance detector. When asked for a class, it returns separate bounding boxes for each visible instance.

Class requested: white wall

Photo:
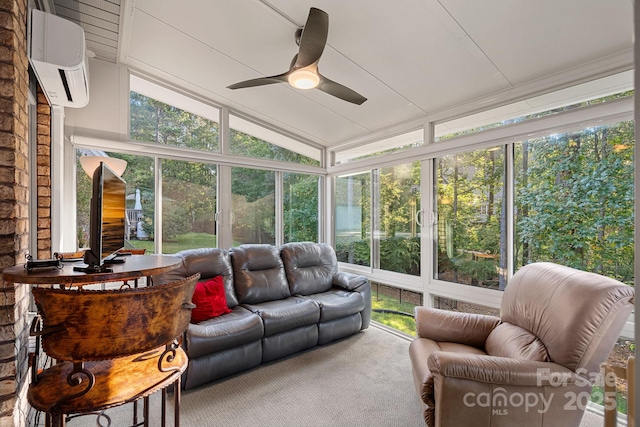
[64,58,129,139]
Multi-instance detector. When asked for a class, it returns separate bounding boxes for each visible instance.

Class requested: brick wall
[0,0,35,426]
[36,89,50,260]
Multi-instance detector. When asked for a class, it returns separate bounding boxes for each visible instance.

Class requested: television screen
[79,161,126,272]
[100,166,126,259]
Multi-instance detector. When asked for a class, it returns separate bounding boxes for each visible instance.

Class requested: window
[375,162,421,276]
[334,129,423,164]
[514,121,634,284]
[434,71,633,141]
[230,114,321,165]
[436,147,506,289]
[335,172,371,266]
[76,151,154,253]
[231,167,275,245]
[283,173,319,243]
[335,162,421,276]
[161,160,217,253]
[130,92,219,151]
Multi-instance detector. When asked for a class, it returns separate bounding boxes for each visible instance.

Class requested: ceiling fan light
[288,69,320,89]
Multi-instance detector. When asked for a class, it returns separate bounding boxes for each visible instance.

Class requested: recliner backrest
[230,244,290,304]
[281,242,337,295]
[500,262,634,375]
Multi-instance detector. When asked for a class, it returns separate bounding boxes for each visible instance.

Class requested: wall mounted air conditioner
[28,8,89,108]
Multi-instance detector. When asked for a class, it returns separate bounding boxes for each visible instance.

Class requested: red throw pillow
[190,276,232,323]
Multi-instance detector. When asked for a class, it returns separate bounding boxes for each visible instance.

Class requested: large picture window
[514,121,634,284]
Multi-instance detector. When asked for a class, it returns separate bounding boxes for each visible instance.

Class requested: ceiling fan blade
[295,8,329,69]
[227,73,289,90]
[318,76,367,105]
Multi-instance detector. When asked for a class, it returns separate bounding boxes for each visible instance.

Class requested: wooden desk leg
[133,400,138,426]
[50,413,65,427]
[144,395,150,427]
[161,387,167,426]
[175,376,181,427]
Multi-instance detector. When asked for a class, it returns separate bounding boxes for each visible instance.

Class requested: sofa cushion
[185,306,263,359]
[190,276,232,323]
[305,288,365,322]
[242,297,320,337]
[230,244,290,304]
[281,242,337,295]
[485,322,550,362]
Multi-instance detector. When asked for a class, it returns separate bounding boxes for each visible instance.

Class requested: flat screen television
[75,161,127,273]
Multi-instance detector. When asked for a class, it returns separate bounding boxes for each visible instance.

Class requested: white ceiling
[55,0,634,148]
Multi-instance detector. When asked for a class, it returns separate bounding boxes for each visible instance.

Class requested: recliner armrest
[414,307,500,348]
[427,352,586,387]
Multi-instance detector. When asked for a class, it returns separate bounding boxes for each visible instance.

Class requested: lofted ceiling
[50,0,634,149]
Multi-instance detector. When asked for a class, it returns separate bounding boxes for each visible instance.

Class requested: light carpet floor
[45,324,607,427]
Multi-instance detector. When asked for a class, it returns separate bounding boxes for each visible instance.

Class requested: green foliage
[162,202,190,241]
[130,92,219,151]
[335,239,371,266]
[453,257,498,285]
[230,128,319,166]
[335,236,420,275]
[379,237,420,275]
[516,123,634,284]
[284,173,319,242]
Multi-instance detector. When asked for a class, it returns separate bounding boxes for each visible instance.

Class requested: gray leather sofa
[154,242,371,390]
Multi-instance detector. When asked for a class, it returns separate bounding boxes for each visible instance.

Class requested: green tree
[516,121,634,283]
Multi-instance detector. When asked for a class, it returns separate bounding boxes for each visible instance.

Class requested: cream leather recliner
[409,262,634,427]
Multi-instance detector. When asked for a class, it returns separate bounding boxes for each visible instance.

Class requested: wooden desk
[2,254,180,287]
[2,256,192,427]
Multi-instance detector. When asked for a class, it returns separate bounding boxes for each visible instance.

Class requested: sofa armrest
[427,352,586,387]
[414,307,500,348]
[333,271,367,291]
[333,272,371,329]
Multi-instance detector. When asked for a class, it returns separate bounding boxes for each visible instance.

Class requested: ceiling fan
[227,7,367,105]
